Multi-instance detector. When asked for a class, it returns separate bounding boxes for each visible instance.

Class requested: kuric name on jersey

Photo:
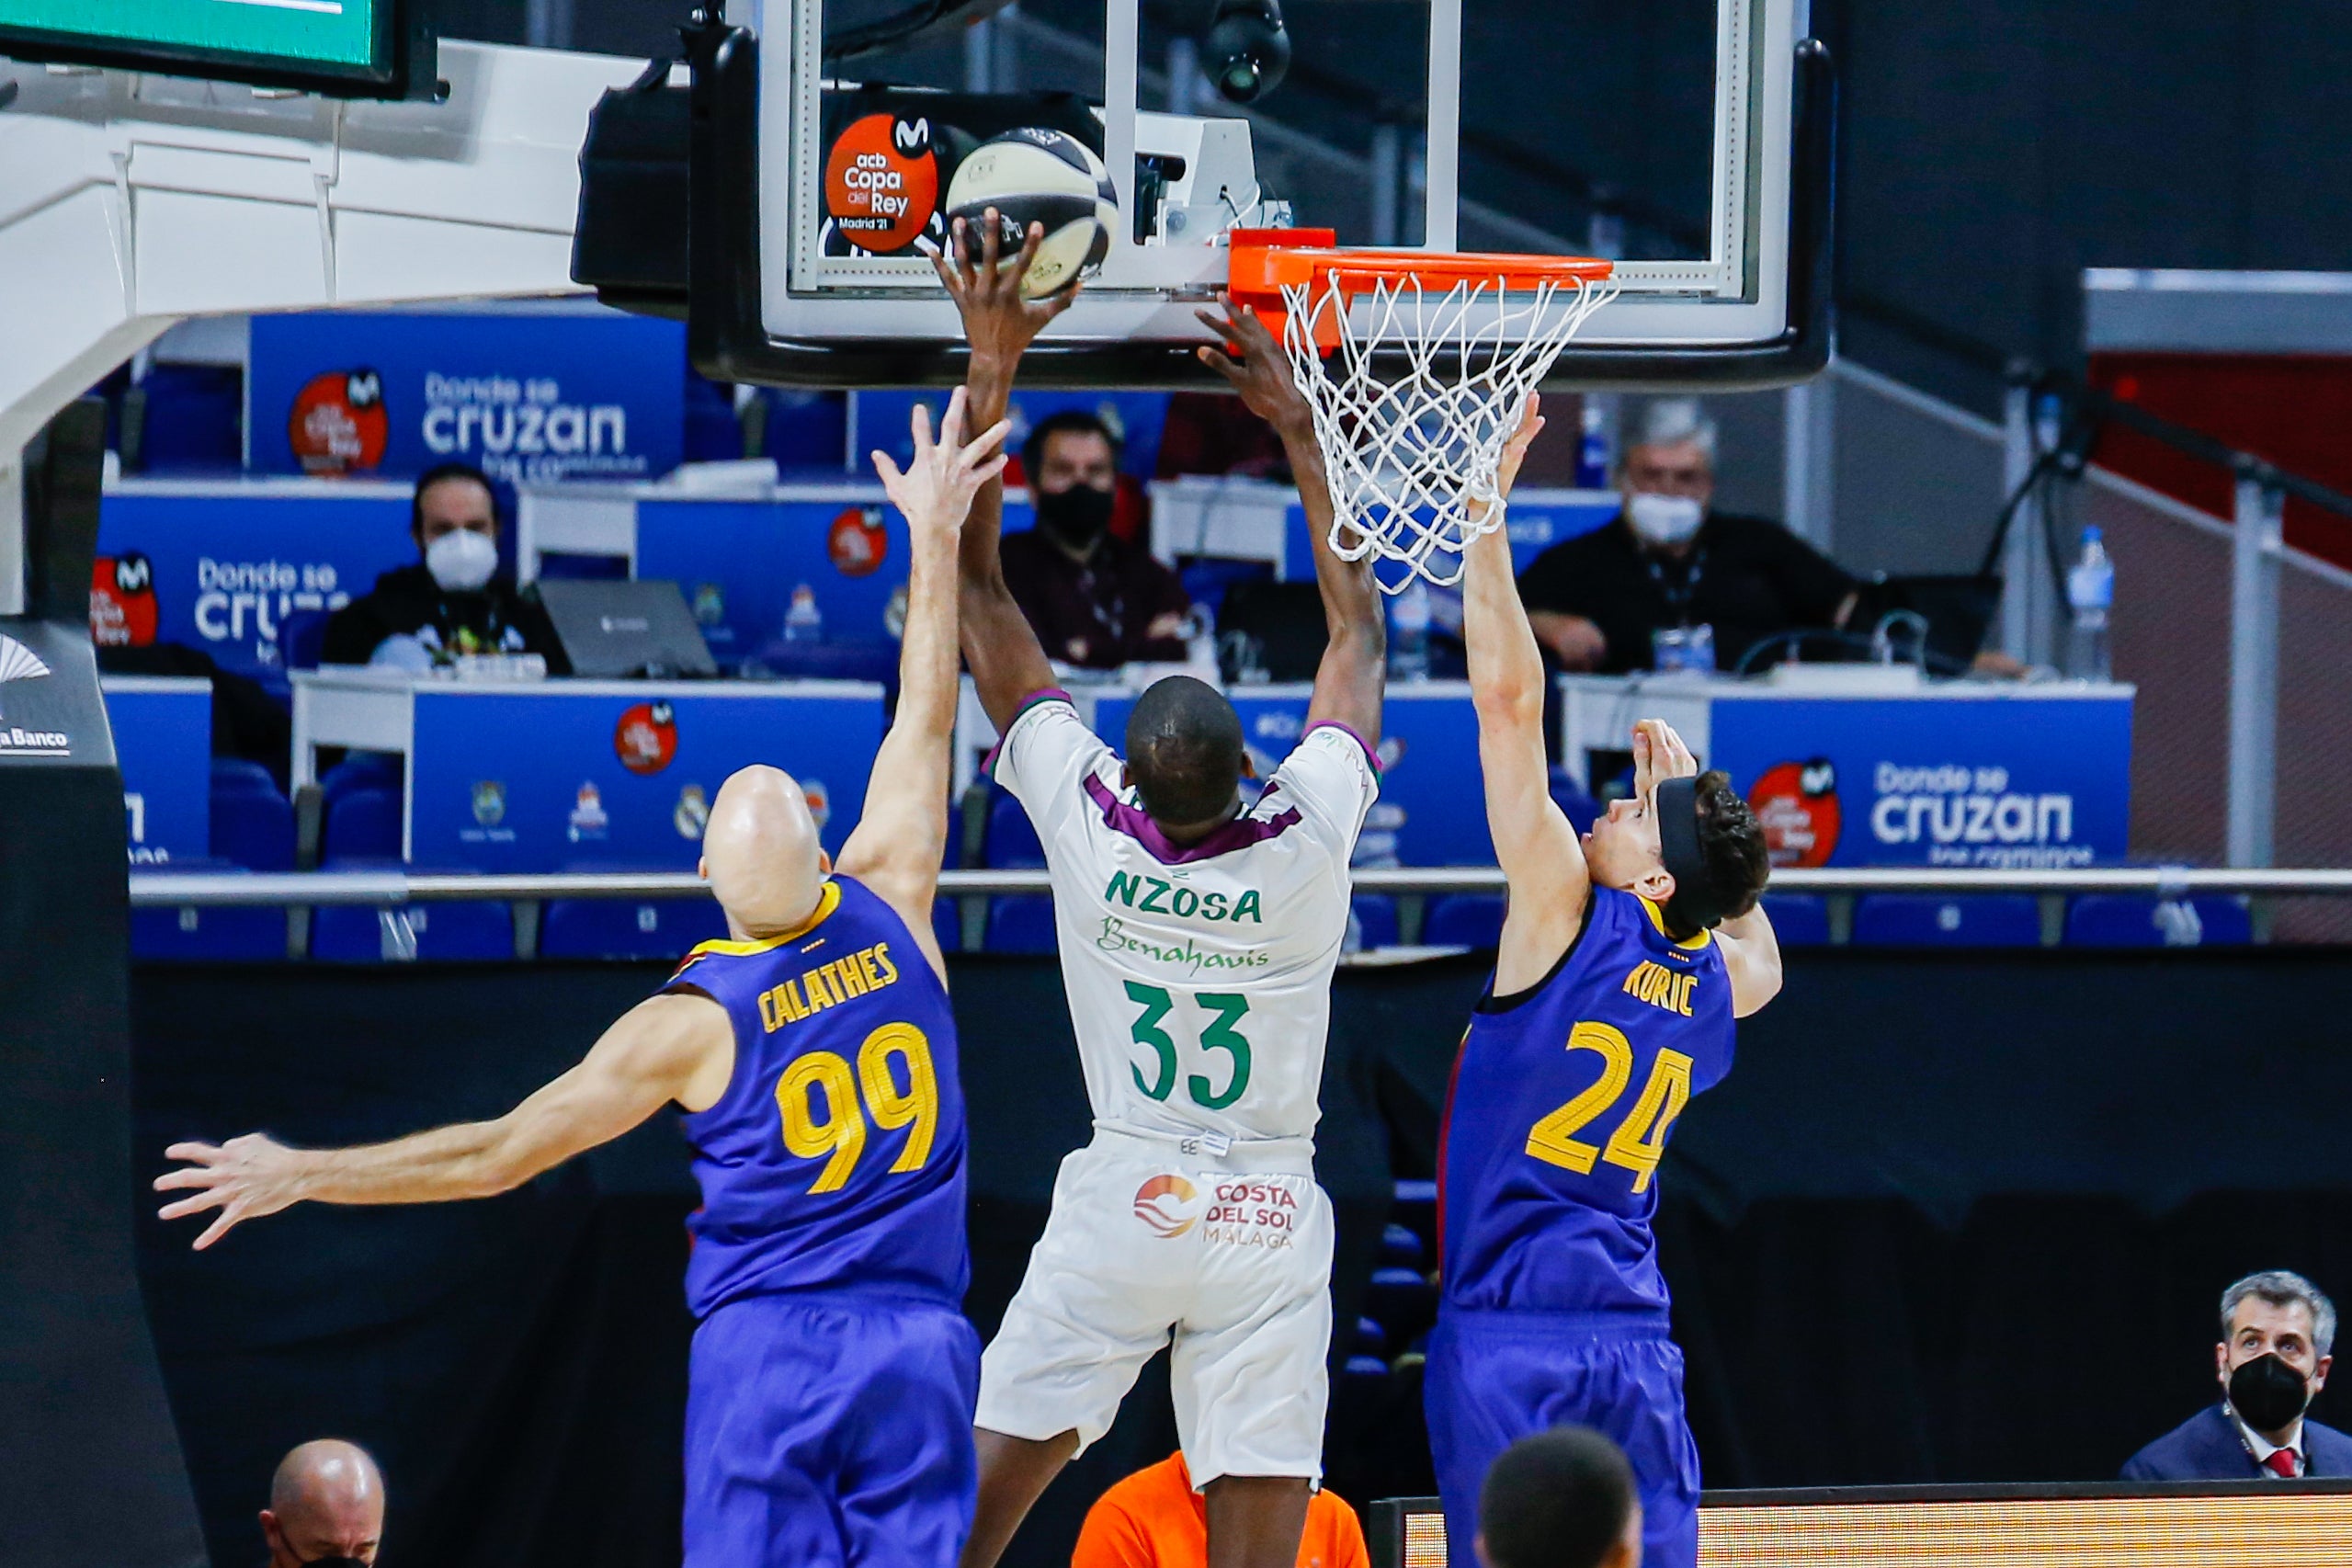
[754,940,902,1031]
[1623,960,1699,1017]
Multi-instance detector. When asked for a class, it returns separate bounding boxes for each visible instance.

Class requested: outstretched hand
[1194,295,1313,443]
[871,386,1011,544]
[1631,719,1700,801]
[924,211,1079,368]
[1496,393,1546,498]
[154,1133,310,1250]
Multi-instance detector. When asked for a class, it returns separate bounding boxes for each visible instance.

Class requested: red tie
[2266,1448,2300,1478]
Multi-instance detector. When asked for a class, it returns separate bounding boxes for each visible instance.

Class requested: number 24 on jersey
[1526,1020,1692,1194]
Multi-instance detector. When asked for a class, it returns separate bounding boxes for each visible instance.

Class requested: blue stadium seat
[210,757,278,796]
[323,787,402,861]
[1548,767,1602,835]
[1851,893,2041,949]
[983,895,1057,953]
[309,859,512,962]
[136,365,243,472]
[1347,894,1399,952]
[984,789,1046,869]
[278,608,333,673]
[1422,892,1506,949]
[1761,893,1831,947]
[2064,894,2252,949]
[320,754,402,804]
[943,791,967,869]
[1341,1355,1391,1381]
[540,896,729,960]
[210,784,295,871]
[1364,1266,1438,1342]
[1380,1221,1425,1269]
[1354,1316,1389,1358]
[932,896,961,954]
[131,859,287,960]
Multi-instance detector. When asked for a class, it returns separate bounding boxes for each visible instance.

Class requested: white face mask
[1625,491,1705,547]
[425,528,499,593]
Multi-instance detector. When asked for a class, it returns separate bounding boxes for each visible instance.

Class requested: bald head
[701,765,827,936]
[262,1439,383,1567]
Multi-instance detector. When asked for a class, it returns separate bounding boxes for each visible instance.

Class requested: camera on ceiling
[1203,0,1290,104]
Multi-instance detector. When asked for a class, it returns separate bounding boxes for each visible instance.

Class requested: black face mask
[2230,1352,2313,1433]
[298,1557,369,1568]
[1036,483,1114,549]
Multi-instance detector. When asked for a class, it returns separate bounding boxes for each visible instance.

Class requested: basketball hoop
[1229,232,1618,593]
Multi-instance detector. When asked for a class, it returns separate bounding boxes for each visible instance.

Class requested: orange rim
[1225,229,1614,350]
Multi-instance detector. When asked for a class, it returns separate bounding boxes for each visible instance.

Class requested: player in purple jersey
[1425,400,1784,1568]
[156,392,1013,1568]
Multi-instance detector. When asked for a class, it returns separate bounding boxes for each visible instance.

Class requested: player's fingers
[871,450,905,491]
[1196,344,1247,384]
[1038,278,1082,322]
[157,1188,228,1221]
[937,387,967,453]
[152,1165,222,1192]
[191,1205,244,1252]
[162,1141,222,1164]
[910,401,937,458]
[979,208,1003,279]
[1194,307,1245,347]
[960,416,1014,465]
[1011,220,1044,286]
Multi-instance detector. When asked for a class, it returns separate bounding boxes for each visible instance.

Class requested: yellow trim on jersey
[1638,892,1713,950]
[686,880,844,957]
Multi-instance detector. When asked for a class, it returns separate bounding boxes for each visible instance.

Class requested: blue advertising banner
[102,677,211,864]
[249,309,685,484]
[852,390,1171,482]
[95,482,419,677]
[635,488,1033,666]
[1089,682,1488,867]
[1707,692,2133,869]
[408,682,884,872]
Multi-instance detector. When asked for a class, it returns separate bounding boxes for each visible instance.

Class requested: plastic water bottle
[1390,580,1432,682]
[2066,526,2113,680]
[784,584,824,643]
[1575,402,1610,489]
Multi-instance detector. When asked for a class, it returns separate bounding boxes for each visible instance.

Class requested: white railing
[124,866,2352,907]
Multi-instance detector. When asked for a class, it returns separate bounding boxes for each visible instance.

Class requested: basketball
[945,128,1116,300]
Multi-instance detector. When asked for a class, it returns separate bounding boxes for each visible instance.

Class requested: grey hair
[1628,397,1718,466]
[2221,1270,2337,1358]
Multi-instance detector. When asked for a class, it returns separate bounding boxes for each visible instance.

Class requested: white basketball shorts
[974,1130,1335,1486]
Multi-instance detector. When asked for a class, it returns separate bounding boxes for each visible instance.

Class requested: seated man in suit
[2123,1270,2352,1480]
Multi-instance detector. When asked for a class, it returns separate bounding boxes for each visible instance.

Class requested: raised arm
[1465,397,1590,993]
[1195,299,1384,740]
[836,389,1011,976]
[153,993,731,1249]
[929,215,1074,733]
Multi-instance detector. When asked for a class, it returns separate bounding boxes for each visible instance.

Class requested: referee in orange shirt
[1074,1453,1369,1568]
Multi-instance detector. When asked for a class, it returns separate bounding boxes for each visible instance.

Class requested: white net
[1280,267,1619,592]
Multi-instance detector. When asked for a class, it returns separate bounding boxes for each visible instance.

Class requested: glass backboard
[692,0,1828,386]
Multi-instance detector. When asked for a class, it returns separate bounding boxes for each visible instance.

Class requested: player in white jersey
[932,216,1386,1568]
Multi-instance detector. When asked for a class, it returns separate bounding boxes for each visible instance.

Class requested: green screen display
[0,0,391,84]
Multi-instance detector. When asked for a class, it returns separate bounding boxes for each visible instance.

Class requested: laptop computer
[537,579,718,678]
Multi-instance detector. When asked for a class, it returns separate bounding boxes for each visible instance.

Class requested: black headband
[1654,775,1723,937]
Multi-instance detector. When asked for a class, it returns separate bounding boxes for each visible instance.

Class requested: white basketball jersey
[991,693,1379,1147]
